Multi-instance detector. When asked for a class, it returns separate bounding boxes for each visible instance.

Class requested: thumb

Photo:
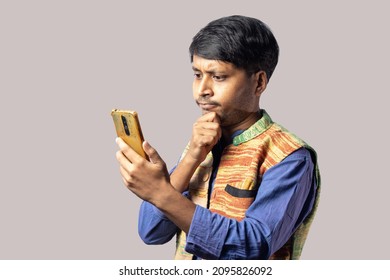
[143,141,163,165]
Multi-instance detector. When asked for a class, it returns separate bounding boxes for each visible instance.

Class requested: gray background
[1,0,389,259]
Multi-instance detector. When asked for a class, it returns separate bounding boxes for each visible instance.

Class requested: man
[115,15,320,260]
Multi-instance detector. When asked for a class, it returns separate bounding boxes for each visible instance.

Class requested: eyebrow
[192,66,225,75]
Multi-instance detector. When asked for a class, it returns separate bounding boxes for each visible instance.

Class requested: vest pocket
[225,184,258,198]
[210,182,258,221]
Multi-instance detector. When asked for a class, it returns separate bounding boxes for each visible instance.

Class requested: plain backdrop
[1,0,389,259]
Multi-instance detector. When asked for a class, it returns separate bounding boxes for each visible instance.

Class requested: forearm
[152,183,196,233]
[138,201,178,244]
[170,112,221,193]
[186,206,271,260]
[169,154,201,193]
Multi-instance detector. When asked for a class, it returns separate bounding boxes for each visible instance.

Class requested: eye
[213,75,226,82]
[193,72,202,79]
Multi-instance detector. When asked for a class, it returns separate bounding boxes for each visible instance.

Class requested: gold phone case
[111,109,148,160]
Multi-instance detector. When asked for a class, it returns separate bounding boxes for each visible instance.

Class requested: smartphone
[111,109,148,160]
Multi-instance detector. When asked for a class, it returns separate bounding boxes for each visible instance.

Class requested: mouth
[197,102,218,111]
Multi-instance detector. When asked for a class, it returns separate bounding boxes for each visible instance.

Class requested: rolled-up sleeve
[138,201,178,244]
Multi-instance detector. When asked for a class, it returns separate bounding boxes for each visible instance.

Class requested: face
[192,55,261,128]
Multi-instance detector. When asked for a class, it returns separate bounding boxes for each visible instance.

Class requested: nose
[194,76,213,99]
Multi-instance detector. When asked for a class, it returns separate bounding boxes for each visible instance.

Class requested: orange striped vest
[174,110,320,260]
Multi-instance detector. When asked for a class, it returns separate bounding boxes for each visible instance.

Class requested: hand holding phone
[111,109,148,160]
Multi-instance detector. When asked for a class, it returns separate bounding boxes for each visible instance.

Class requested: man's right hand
[187,112,222,164]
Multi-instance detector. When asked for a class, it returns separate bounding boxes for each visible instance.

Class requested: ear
[254,71,268,97]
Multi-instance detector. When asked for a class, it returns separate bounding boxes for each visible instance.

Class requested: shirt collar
[232,109,273,146]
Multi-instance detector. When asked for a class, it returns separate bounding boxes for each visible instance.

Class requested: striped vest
[174,110,321,260]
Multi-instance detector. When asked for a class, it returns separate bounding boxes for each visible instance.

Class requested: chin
[201,109,216,115]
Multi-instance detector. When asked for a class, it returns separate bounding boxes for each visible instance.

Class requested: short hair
[189,15,279,80]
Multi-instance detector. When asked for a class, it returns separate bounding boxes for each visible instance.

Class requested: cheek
[192,80,198,99]
[219,87,242,106]
[222,89,254,112]
[213,83,231,101]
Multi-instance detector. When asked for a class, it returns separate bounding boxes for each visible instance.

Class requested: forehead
[192,55,237,72]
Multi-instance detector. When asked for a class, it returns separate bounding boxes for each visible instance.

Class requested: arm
[137,164,183,244]
[138,164,190,244]
[116,138,195,233]
[169,112,221,193]
[184,148,317,259]
[138,200,178,244]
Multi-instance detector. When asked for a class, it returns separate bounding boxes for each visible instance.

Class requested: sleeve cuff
[185,205,229,259]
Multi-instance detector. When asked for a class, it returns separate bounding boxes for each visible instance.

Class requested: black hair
[189,15,279,80]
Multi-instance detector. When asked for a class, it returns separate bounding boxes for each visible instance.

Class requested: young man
[115,15,320,260]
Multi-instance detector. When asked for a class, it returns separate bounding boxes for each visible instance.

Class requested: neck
[221,110,262,142]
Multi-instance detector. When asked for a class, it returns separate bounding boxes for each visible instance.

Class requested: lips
[199,103,217,110]
[197,102,219,111]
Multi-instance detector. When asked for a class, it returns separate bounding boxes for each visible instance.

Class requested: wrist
[152,182,196,233]
[183,152,203,167]
[152,182,180,210]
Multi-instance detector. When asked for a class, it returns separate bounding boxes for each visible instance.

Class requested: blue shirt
[138,133,317,259]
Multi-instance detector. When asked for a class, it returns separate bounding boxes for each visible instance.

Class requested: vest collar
[232,109,273,146]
